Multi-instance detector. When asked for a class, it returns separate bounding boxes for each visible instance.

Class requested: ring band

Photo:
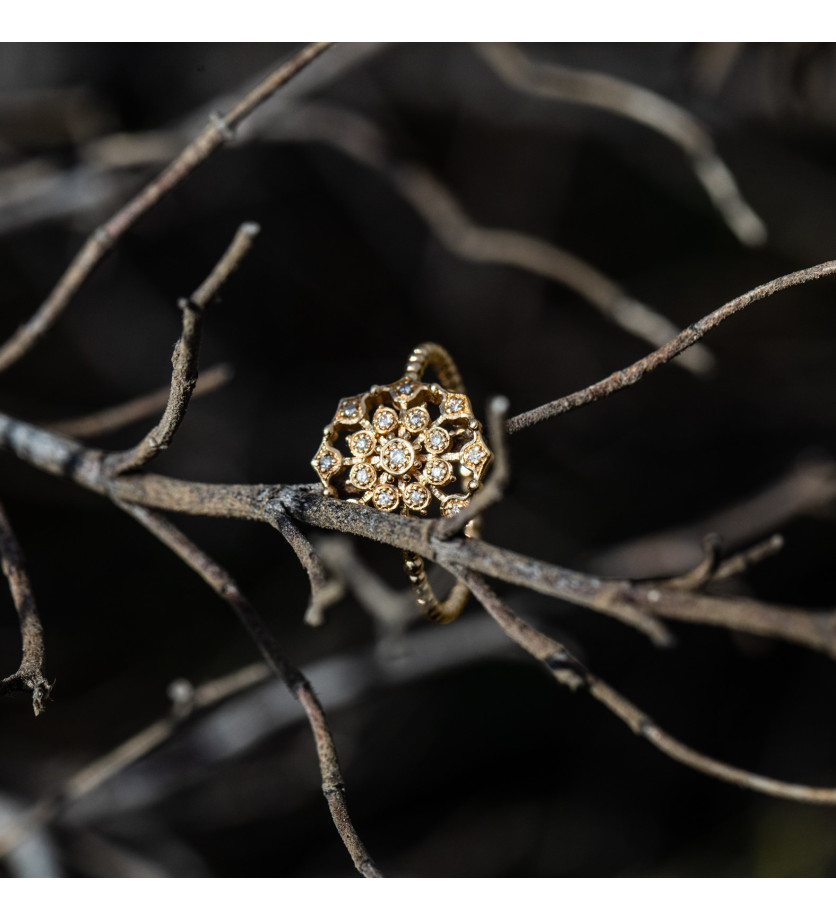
[312,342,492,624]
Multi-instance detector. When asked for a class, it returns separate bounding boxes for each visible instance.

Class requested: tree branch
[0,42,332,374]
[117,501,381,878]
[105,221,259,475]
[475,42,767,247]
[459,568,836,804]
[46,362,233,440]
[0,501,51,715]
[506,260,836,434]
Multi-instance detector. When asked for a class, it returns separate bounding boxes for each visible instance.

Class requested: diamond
[374,407,398,432]
[426,427,449,453]
[427,460,450,484]
[397,382,413,396]
[404,484,430,511]
[349,431,374,456]
[350,462,376,489]
[341,401,360,419]
[319,455,335,471]
[373,486,398,511]
[465,447,484,464]
[442,497,468,517]
[381,438,415,475]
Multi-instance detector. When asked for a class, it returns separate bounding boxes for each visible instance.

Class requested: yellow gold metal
[312,342,492,624]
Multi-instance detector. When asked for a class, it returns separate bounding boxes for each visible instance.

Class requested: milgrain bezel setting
[312,378,493,518]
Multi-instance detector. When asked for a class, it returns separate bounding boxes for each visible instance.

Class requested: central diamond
[381,438,415,475]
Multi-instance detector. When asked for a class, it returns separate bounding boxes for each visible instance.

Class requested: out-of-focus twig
[47,363,233,439]
[270,103,714,375]
[476,42,767,247]
[591,457,836,578]
[0,662,269,860]
[0,501,51,715]
[0,42,332,374]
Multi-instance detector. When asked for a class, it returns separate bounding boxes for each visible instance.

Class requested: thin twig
[435,395,512,540]
[476,42,767,247]
[506,260,836,434]
[458,568,836,804]
[116,501,381,878]
[0,501,51,715]
[590,457,836,578]
[315,536,418,633]
[46,363,233,439]
[0,42,332,374]
[105,222,259,475]
[0,662,270,859]
[270,103,714,375]
[270,508,344,627]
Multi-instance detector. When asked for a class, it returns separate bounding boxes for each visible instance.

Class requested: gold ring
[312,342,493,623]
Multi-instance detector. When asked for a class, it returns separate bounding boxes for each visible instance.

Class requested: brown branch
[476,42,767,247]
[5,402,836,662]
[0,662,270,859]
[105,222,259,475]
[46,362,233,439]
[506,260,836,434]
[458,569,836,804]
[116,501,381,878]
[0,500,51,715]
[0,42,333,374]
[270,508,344,627]
[315,536,418,633]
[590,456,836,578]
[270,103,714,375]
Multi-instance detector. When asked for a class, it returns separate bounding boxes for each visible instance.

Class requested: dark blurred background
[2,43,836,877]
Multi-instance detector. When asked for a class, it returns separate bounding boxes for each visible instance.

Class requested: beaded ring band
[312,342,493,624]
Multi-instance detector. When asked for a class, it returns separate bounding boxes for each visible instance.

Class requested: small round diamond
[319,455,334,471]
[444,395,466,416]
[373,407,398,433]
[349,431,374,456]
[425,427,449,453]
[381,438,415,475]
[465,446,485,465]
[397,381,413,396]
[404,484,430,511]
[442,497,468,517]
[350,462,376,490]
[340,401,361,420]
[372,486,398,511]
[426,459,451,485]
[405,407,429,432]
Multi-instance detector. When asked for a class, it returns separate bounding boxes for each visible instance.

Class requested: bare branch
[0,662,270,859]
[271,103,714,375]
[47,363,233,440]
[0,42,332,374]
[459,568,836,804]
[270,508,344,627]
[0,501,51,715]
[591,456,836,578]
[475,42,767,247]
[506,260,836,434]
[117,501,381,878]
[105,222,259,475]
[315,536,418,633]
